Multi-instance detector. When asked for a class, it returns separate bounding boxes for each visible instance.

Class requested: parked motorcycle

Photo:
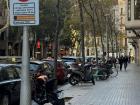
[32,75,65,105]
[90,61,114,80]
[98,62,113,78]
[68,63,95,86]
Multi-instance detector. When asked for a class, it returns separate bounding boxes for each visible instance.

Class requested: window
[128,0,131,20]
[121,8,123,15]
[1,68,9,81]
[14,66,21,78]
[43,63,53,78]
[120,17,123,24]
[0,70,2,82]
[6,67,20,80]
[30,63,40,71]
[134,0,140,20]
[0,11,2,16]
[0,32,5,40]
[125,38,127,47]
[7,67,15,79]
[0,4,2,16]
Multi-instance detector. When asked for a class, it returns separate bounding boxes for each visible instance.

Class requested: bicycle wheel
[110,67,118,77]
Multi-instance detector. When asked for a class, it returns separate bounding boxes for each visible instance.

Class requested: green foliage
[31,0,71,42]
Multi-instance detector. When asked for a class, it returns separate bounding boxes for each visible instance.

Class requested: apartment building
[117,0,129,55]
[126,0,140,65]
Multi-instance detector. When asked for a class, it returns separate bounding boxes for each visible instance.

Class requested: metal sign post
[9,0,39,105]
[20,26,31,105]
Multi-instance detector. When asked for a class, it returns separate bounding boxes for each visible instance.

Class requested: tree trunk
[78,0,85,68]
[54,0,60,88]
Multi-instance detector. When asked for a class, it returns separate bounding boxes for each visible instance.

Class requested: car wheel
[0,95,9,105]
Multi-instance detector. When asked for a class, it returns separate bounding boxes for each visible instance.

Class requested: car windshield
[17,63,40,71]
[61,58,77,62]
[30,63,40,71]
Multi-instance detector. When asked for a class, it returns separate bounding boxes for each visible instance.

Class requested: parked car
[64,61,80,71]
[61,56,82,64]
[61,56,81,72]
[85,56,102,64]
[16,60,54,79]
[0,64,21,105]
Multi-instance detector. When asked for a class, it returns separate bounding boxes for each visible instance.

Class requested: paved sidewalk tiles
[59,64,140,105]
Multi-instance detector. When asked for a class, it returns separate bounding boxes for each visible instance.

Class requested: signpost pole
[20,26,31,105]
[9,0,39,104]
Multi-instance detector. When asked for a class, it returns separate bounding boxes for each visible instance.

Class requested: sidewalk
[59,64,140,105]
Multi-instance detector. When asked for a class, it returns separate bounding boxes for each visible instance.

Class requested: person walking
[123,55,129,71]
[118,56,124,71]
[111,57,117,68]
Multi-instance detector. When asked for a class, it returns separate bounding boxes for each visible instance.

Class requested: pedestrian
[118,55,124,71]
[128,56,131,63]
[111,56,117,68]
[123,55,129,71]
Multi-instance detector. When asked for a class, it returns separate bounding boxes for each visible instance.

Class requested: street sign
[10,0,39,26]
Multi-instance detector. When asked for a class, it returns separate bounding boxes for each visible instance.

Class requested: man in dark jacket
[118,56,124,71]
[123,55,128,71]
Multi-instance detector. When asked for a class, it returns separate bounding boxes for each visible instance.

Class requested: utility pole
[78,0,85,69]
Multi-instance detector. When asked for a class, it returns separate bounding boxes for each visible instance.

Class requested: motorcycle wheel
[48,93,65,105]
[69,74,81,86]
[54,99,65,105]
[98,71,107,80]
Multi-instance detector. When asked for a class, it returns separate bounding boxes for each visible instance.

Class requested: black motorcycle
[98,62,113,78]
[32,76,65,105]
[68,64,95,86]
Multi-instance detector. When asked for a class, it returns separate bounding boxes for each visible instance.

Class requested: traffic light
[36,39,40,49]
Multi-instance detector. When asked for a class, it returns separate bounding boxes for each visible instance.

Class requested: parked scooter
[68,63,95,86]
[98,62,113,78]
[32,74,65,105]
[90,61,115,80]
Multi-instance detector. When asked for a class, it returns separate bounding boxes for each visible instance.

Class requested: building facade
[126,0,140,65]
[0,0,8,56]
[117,0,130,56]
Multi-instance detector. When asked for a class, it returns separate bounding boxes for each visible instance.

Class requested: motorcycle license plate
[67,74,71,78]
